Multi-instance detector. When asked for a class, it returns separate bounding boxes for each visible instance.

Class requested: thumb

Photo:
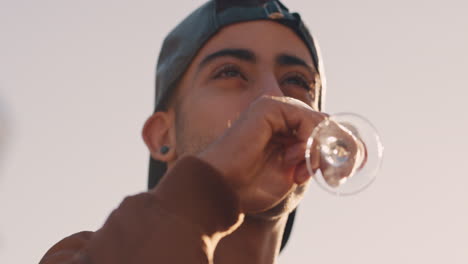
[283,142,306,167]
[283,141,320,172]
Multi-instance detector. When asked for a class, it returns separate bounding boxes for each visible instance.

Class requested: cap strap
[263,1,284,19]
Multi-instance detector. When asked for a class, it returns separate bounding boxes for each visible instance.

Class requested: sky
[1,0,467,263]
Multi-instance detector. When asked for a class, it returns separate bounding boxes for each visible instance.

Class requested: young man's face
[172,20,321,217]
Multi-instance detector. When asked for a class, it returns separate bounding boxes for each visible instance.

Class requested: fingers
[283,142,306,167]
[200,96,327,205]
[251,96,326,170]
[255,96,328,143]
[356,137,368,171]
[293,161,310,185]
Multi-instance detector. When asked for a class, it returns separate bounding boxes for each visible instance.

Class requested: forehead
[193,20,315,68]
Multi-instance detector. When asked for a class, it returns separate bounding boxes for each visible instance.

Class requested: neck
[214,214,288,264]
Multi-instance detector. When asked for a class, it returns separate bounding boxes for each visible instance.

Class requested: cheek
[199,99,242,132]
[175,94,246,154]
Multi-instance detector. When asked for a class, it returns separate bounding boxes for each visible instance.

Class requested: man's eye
[213,65,246,80]
[282,74,312,90]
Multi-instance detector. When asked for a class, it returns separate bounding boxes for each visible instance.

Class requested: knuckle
[258,95,275,105]
[252,96,275,111]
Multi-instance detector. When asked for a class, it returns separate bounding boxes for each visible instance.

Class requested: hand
[198,96,327,213]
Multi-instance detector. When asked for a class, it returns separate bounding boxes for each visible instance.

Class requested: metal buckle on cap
[264,1,284,19]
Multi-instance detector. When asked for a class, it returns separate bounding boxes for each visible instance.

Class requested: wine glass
[305,113,384,196]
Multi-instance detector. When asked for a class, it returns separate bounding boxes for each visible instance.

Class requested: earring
[160,146,170,155]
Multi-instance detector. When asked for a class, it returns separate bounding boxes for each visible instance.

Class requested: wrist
[151,156,244,237]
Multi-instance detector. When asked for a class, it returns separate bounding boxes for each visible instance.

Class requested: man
[40,0,359,263]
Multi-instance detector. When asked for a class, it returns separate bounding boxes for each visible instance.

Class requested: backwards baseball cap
[148,0,325,252]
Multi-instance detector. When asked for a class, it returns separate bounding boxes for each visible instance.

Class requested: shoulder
[39,231,94,264]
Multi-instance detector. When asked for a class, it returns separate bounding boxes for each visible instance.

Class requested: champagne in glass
[305,113,384,196]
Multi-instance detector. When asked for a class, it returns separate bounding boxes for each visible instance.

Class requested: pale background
[1,0,467,263]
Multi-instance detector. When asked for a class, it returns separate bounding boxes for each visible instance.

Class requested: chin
[248,182,310,221]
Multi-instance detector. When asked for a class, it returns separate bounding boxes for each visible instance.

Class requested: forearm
[40,156,242,264]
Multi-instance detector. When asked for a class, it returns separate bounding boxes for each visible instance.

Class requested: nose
[256,73,284,98]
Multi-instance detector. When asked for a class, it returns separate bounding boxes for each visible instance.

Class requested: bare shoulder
[39,231,94,264]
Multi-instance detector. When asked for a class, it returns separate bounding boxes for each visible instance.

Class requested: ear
[142,110,177,163]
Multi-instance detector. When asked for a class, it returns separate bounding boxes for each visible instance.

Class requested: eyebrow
[198,48,257,71]
[197,48,318,77]
[276,53,318,76]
